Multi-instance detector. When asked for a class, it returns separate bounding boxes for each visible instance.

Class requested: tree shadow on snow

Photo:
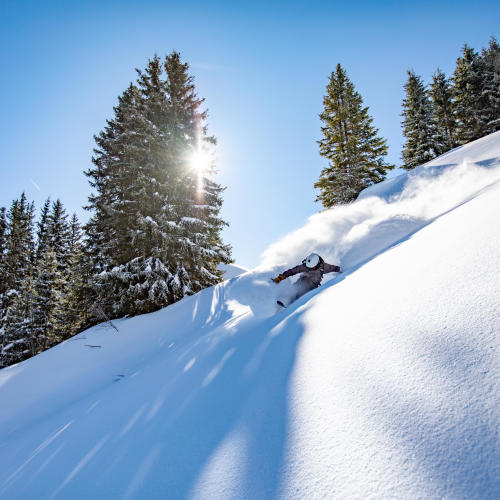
[103,305,308,499]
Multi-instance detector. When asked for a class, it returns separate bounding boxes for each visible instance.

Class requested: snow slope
[1,132,500,499]
[218,263,249,280]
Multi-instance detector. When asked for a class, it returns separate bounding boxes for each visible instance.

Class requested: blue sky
[1,0,498,268]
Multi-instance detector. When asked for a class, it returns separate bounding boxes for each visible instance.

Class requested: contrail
[30,179,41,191]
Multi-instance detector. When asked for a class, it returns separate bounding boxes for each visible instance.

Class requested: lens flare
[188,147,213,201]
[189,149,211,173]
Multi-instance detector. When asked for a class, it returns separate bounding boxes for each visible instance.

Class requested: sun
[189,148,212,174]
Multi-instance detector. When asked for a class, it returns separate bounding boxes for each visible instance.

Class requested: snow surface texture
[218,263,249,280]
[1,131,500,499]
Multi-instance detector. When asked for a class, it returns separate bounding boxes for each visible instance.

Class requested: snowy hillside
[1,132,500,499]
[218,263,249,280]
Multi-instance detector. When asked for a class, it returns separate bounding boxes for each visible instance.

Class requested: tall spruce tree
[429,69,458,154]
[53,214,87,339]
[0,207,6,251]
[18,199,76,355]
[86,61,176,317]
[401,70,438,169]
[453,44,487,143]
[71,225,99,331]
[35,197,51,263]
[85,52,231,318]
[47,200,72,275]
[0,206,7,364]
[0,194,35,313]
[480,36,500,135]
[28,247,59,351]
[163,52,231,294]
[84,84,142,285]
[0,194,35,367]
[315,64,393,207]
[1,277,36,366]
[0,207,6,276]
[43,200,74,344]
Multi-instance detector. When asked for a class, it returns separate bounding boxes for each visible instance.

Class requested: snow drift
[218,263,249,280]
[261,132,500,276]
[0,131,500,499]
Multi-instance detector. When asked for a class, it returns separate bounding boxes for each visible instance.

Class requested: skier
[272,253,341,307]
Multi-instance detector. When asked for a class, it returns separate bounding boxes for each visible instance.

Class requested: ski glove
[273,274,285,284]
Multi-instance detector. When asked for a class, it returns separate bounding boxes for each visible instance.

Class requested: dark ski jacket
[282,258,340,288]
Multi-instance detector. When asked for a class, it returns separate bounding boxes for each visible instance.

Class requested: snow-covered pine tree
[0,194,35,313]
[163,52,232,296]
[188,176,232,287]
[315,64,393,207]
[84,83,131,274]
[0,206,6,252]
[480,36,500,135]
[17,199,78,353]
[71,222,100,330]
[0,194,35,367]
[86,53,231,318]
[53,214,88,338]
[86,62,175,317]
[43,200,77,343]
[453,45,487,144]
[29,247,59,350]
[401,70,438,169]
[0,207,6,277]
[47,200,72,276]
[429,69,458,154]
[35,197,51,263]
[1,277,35,366]
[0,206,6,364]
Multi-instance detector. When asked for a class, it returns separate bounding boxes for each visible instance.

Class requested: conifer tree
[41,200,74,343]
[0,194,35,367]
[453,45,487,143]
[480,36,500,135]
[0,206,7,364]
[36,197,51,262]
[13,199,78,356]
[163,52,231,293]
[47,200,72,275]
[29,248,59,350]
[0,206,6,257]
[315,64,393,207]
[86,63,174,316]
[1,277,35,366]
[401,70,438,169]
[53,214,87,339]
[0,194,35,313]
[72,225,99,330]
[68,214,82,261]
[85,52,231,318]
[0,207,6,282]
[429,69,458,154]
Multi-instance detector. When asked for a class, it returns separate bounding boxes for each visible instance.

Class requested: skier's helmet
[304,253,321,269]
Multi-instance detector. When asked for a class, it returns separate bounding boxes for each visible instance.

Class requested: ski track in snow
[0,131,499,499]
